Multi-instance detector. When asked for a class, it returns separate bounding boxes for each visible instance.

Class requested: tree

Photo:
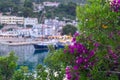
[12,66,34,80]
[0,51,18,80]
[36,64,48,80]
[44,49,67,80]
[24,0,33,10]
[62,24,77,36]
[21,7,33,17]
[0,0,21,14]
[43,2,77,20]
[62,0,120,80]
[0,1,15,12]
[11,6,19,15]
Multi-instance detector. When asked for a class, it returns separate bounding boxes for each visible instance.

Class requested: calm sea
[0,44,48,70]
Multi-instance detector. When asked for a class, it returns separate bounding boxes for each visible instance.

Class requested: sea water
[0,44,48,70]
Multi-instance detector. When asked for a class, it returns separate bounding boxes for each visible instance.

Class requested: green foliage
[48,45,56,53]
[44,2,76,20]
[44,49,67,68]
[12,70,24,80]
[62,24,77,36]
[44,49,68,80]
[76,0,119,34]
[75,0,120,79]
[76,0,120,55]
[33,0,85,4]
[0,0,77,19]
[12,66,34,80]
[55,2,76,19]
[0,0,21,12]
[22,7,33,17]
[0,0,34,17]
[24,0,33,9]
[0,51,18,80]
[36,64,48,80]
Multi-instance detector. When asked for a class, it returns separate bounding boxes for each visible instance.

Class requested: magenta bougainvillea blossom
[110,0,120,12]
[65,66,72,80]
[64,32,99,80]
[64,30,120,80]
[72,31,80,43]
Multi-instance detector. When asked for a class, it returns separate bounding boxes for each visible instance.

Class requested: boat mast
[40,9,46,41]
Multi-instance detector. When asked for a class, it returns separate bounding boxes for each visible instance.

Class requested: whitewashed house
[32,24,53,37]
[43,2,60,7]
[24,18,38,28]
[33,3,44,12]
[0,16,24,25]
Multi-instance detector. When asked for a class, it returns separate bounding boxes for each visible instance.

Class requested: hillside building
[0,16,24,25]
[24,18,38,28]
[43,2,60,7]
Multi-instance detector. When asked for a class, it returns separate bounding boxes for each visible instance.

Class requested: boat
[33,35,72,50]
[34,49,48,54]
[55,42,65,49]
[33,41,65,50]
[34,44,48,50]
[33,40,57,50]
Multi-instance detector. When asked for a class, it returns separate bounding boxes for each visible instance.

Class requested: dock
[0,37,43,46]
[0,35,72,46]
[0,41,43,46]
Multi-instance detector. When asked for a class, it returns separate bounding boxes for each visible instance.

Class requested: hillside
[33,0,86,4]
[0,0,83,20]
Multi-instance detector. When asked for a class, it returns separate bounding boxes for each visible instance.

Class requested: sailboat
[33,38,65,50]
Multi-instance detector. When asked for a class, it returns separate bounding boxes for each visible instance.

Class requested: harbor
[0,35,71,70]
[0,33,72,68]
[0,43,48,70]
[0,40,42,46]
[0,33,72,45]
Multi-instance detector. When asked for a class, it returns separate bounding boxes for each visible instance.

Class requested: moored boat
[33,40,57,50]
[34,44,48,50]
[34,49,48,54]
[33,41,65,50]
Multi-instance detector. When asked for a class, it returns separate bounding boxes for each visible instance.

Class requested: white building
[16,28,32,37]
[43,2,60,7]
[32,24,56,37]
[0,16,24,25]
[33,3,44,12]
[32,24,43,37]
[24,18,38,28]
[44,25,54,36]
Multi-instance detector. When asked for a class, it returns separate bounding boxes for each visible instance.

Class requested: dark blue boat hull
[34,44,48,50]
[55,45,64,49]
[34,49,48,54]
[34,43,65,50]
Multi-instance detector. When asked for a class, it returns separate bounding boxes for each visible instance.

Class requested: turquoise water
[0,44,48,70]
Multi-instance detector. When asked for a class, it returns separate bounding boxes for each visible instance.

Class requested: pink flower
[72,37,76,42]
[74,31,80,37]
[89,50,95,58]
[73,65,79,70]
[76,57,83,64]
[93,42,100,47]
[110,0,120,12]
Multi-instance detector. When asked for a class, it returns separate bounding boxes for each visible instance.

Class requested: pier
[0,41,42,46]
[0,37,43,46]
[0,35,72,46]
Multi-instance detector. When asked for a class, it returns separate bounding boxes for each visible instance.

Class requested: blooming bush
[64,0,120,80]
[64,33,98,80]
[65,32,120,80]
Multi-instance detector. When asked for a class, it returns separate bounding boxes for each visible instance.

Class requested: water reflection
[0,44,48,70]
